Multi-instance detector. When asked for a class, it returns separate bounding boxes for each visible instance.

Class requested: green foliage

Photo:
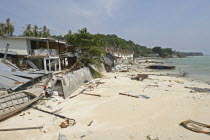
[88,66,103,78]
[23,24,34,37]
[33,25,39,37]
[41,25,51,37]
[65,28,93,49]
[80,46,105,68]
[178,52,203,57]
[63,27,179,58]
[0,18,15,36]
[64,46,105,76]
[0,23,6,36]
[152,46,175,57]
[22,25,50,37]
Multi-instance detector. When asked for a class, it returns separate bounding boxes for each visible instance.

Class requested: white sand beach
[0,65,210,140]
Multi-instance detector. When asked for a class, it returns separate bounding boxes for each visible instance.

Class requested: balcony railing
[28,49,59,56]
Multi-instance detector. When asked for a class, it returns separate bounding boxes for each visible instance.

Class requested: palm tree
[41,25,50,37]
[33,25,40,37]
[22,24,34,37]
[0,22,5,36]
[78,27,87,34]
[4,18,15,36]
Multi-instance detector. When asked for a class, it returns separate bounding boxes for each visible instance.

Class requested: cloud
[49,0,127,34]
[0,0,127,35]
[93,0,125,17]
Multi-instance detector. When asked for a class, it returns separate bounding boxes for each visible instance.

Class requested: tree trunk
[63,58,80,74]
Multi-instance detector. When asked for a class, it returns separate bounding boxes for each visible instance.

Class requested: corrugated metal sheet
[0,74,30,82]
[0,75,16,89]
[0,60,48,90]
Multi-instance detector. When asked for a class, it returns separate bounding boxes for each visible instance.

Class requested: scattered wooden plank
[119,93,139,98]
[0,125,44,131]
[82,93,101,97]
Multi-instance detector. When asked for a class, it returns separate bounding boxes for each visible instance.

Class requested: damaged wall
[61,67,93,98]
[0,38,28,55]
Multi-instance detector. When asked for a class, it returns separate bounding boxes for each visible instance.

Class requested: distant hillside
[179,52,204,56]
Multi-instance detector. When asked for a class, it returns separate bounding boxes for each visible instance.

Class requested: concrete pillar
[58,58,61,71]
[63,59,65,69]
[44,57,47,71]
[55,59,57,71]
[49,58,51,71]
[47,40,51,71]
[3,43,10,61]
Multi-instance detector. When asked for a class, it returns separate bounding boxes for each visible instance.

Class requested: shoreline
[163,56,210,84]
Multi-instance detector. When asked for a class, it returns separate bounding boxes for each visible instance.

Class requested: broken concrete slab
[61,67,93,98]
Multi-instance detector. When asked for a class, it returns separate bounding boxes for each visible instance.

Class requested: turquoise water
[164,56,210,82]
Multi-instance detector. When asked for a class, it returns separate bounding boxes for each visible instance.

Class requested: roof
[0,36,67,44]
[0,60,49,91]
[0,50,17,55]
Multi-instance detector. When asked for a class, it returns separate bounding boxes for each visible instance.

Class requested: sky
[1,0,210,54]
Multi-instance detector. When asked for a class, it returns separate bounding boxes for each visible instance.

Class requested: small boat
[0,74,52,121]
[0,91,44,121]
[146,65,175,70]
[180,120,210,133]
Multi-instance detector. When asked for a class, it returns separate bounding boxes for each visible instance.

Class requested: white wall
[0,38,28,55]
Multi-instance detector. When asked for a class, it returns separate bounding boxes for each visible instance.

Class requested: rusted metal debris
[60,119,70,128]
[82,93,101,97]
[33,107,76,126]
[0,125,44,131]
[180,120,210,133]
[119,93,139,98]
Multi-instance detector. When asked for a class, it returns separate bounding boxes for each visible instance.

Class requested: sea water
[164,56,210,83]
